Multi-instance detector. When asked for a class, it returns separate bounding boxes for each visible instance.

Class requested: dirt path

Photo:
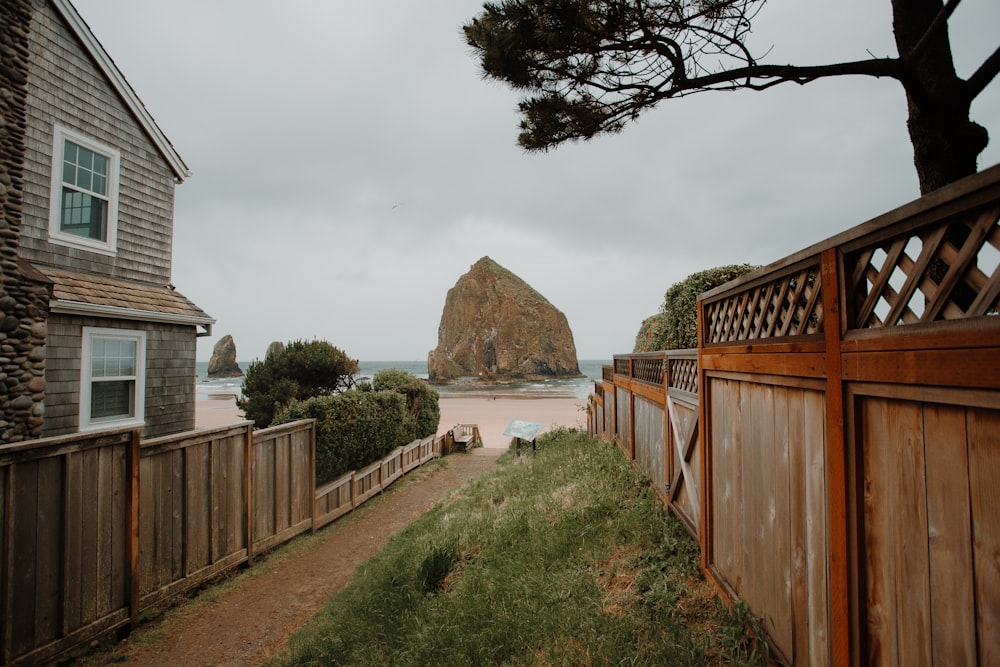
[87,448,503,667]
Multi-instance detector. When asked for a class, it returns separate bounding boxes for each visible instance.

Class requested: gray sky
[71,0,1000,362]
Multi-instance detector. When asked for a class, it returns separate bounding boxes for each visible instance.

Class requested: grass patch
[273,428,766,666]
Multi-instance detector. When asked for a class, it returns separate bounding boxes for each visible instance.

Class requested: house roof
[51,0,191,182]
[39,266,215,334]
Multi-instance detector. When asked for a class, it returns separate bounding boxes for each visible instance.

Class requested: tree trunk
[891,0,989,194]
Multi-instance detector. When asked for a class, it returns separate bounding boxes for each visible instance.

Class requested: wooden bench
[451,424,479,451]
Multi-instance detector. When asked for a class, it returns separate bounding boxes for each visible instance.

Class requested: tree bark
[892,0,989,194]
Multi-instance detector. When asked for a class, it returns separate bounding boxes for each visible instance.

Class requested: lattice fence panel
[670,358,698,394]
[704,264,824,344]
[846,204,1000,329]
[632,357,664,385]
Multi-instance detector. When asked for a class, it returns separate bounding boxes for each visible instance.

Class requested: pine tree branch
[966,44,1000,100]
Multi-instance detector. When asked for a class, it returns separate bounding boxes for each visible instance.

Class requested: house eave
[50,0,192,182]
[50,299,215,336]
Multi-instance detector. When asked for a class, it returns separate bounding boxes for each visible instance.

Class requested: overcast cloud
[70,0,1000,362]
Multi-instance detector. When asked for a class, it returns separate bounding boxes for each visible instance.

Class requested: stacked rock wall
[1,0,51,443]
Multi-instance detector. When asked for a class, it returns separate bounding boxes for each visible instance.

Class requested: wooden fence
[589,163,1000,665]
[0,420,447,666]
[590,351,702,539]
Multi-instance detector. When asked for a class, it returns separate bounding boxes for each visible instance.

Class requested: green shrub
[276,389,407,484]
[372,369,440,441]
[634,264,758,351]
[238,339,359,428]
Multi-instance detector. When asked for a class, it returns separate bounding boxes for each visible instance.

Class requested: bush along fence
[0,419,472,666]
[589,163,1000,666]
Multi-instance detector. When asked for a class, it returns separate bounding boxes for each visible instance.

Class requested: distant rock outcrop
[427,257,582,382]
[265,341,285,360]
[207,335,243,377]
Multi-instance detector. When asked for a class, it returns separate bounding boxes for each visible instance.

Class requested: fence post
[628,357,636,460]
[697,297,711,573]
[245,424,254,563]
[821,247,850,665]
[126,428,141,629]
[310,420,318,534]
[663,355,672,500]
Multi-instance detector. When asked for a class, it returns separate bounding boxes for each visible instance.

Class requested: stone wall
[1,0,51,443]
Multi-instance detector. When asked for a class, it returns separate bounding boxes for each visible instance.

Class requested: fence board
[615,387,630,457]
[62,452,82,634]
[79,447,100,625]
[292,430,310,530]
[35,457,61,646]
[274,434,291,534]
[803,389,830,667]
[770,386,792,655]
[633,397,665,498]
[787,387,808,664]
[382,447,404,490]
[353,461,382,506]
[968,408,1000,665]
[97,446,117,618]
[402,440,421,473]
[314,473,353,529]
[184,442,211,576]
[252,436,275,549]
[11,461,39,657]
[603,387,614,441]
[923,404,976,665]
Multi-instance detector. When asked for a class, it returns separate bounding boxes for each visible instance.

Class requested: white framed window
[79,327,146,431]
[48,125,121,255]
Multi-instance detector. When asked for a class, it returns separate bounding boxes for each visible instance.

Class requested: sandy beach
[437,393,587,447]
[195,393,588,447]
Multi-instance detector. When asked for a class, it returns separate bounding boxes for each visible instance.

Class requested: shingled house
[0,0,213,442]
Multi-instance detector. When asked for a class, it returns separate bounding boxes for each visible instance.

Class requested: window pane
[92,173,106,195]
[61,189,108,241]
[64,141,77,164]
[76,168,92,191]
[91,338,104,377]
[79,147,94,170]
[93,153,108,177]
[63,191,82,227]
[120,340,136,375]
[91,380,134,420]
[91,336,137,379]
[62,162,76,184]
[106,339,122,376]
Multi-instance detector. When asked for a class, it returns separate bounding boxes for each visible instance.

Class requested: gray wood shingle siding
[44,314,197,439]
[19,1,176,285]
[8,1,212,441]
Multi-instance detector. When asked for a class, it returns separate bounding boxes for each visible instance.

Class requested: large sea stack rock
[207,334,243,377]
[265,340,285,360]
[428,257,582,382]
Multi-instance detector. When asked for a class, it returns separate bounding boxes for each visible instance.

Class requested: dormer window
[48,125,120,255]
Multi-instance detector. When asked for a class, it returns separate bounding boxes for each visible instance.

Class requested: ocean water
[195,360,606,401]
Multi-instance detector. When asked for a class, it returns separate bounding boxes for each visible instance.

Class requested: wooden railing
[589,163,1000,666]
[0,421,450,666]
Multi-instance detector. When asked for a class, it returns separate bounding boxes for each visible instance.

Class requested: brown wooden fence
[590,351,702,539]
[0,420,448,666]
[589,163,1000,665]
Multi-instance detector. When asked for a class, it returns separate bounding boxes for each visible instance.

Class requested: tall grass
[274,428,766,666]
